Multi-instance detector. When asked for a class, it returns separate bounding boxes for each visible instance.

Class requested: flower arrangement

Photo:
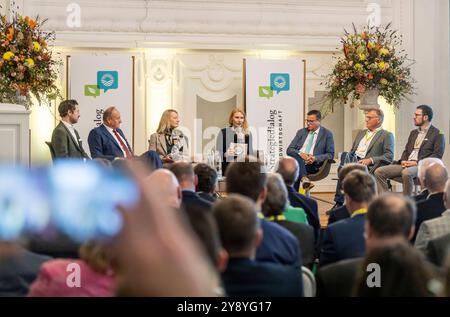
[322,23,414,111]
[0,14,61,109]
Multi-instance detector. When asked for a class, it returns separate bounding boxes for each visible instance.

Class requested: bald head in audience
[213,194,262,259]
[365,193,417,251]
[423,163,448,194]
[276,156,299,186]
[144,169,181,209]
[445,180,450,210]
[418,158,444,187]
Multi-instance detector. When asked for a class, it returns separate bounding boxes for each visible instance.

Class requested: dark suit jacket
[350,129,394,165]
[216,127,253,174]
[181,190,213,211]
[287,126,335,164]
[320,214,366,267]
[414,192,446,241]
[286,186,320,240]
[256,219,301,267]
[328,205,350,226]
[88,124,133,161]
[222,258,303,297]
[0,248,51,297]
[272,220,315,268]
[316,258,363,297]
[197,192,217,203]
[426,232,450,266]
[51,121,89,159]
[414,189,429,202]
[399,125,445,162]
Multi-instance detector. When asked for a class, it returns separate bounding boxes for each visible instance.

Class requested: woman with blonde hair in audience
[216,108,253,174]
[149,109,188,163]
[28,240,116,297]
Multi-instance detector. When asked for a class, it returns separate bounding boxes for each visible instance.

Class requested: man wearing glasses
[287,110,335,192]
[332,109,394,209]
[374,105,445,196]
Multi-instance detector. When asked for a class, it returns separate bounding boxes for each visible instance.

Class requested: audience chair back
[45,141,56,161]
[302,266,316,297]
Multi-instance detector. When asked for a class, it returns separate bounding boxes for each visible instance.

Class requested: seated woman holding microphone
[216,108,253,174]
[149,109,188,164]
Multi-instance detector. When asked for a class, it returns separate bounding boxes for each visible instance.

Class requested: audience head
[157,109,179,134]
[415,105,433,126]
[144,169,182,209]
[423,163,448,194]
[228,108,249,132]
[184,205,228,272]
[103,106,122,130]
[225,157,267,208]
[194,163,218,194]
[276,156,299,186]
[79,240,114,275]
[365,193,417,250]
[338,163,369,182]
[213,194,262,259]
[445,179,450,210]
[354,241,434,297]
[418,158,445,188]
[170,162,197,191]
[58,99,80,124]
[342,170,376,212]
[262,173,289,218]
[306,110,322,131]
[365,109,384,131]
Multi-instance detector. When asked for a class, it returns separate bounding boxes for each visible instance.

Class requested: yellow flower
[358,53,366,61]
[33,41,41,51]
[354,63,364,72]
[367,42,376,50]
[25,58,35,68]
[3,51,14,60]
[378,62,387,70]
[379,48,389,56]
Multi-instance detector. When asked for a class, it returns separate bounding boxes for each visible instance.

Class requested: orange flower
[361,32,368,40]
[6,27,14,41]
[368,73,374,80]
[27,18,37,29]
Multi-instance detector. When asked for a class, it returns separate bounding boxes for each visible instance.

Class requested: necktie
[305,131,315,154]
[113,129,133,159]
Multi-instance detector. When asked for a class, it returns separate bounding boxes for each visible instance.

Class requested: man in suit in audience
[215,195,304,297]
[194,163,219,203]
[169,162,212,211]
[317,194,417,296]
[413,164,449,242]
[276,156,320,239]
[328,163,369,226]
[88,106,162,169]
[374,105,445,196]
[51,99,90,159]
[320,170,376,267]
[0,242,51,296]
[226,158,301,267]
[426,232,450,267]
[287,110,335,191]
[413,158,445,202]
[333,109,394,208]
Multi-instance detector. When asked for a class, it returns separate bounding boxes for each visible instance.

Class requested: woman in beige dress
[149,109,187,163]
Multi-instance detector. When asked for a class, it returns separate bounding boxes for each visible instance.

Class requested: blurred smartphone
[0,161,139,242]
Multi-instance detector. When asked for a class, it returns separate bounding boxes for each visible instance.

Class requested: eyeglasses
[365,116,379,120]
[306,119,317,124]
[414,114,424,117]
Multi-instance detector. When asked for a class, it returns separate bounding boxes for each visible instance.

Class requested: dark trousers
[334,152,366,205]
[289,152,321,192]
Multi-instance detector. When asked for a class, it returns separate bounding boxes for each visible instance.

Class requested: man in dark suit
[374,105,445,196]
[226,158,301,267]
[276,156,320,240]
[51,99,90,159]
[333,109,394,207]
[88,106,162,169]
[214,195,303,297]
[328,163,369,226]
[317,193,417,296]
[0,243,51,296]
[413,163,448,241]
[287,110,335,191]
[170,162,213,211]
[426,232,450,267]
[320,170,376,267]
[413,158,445,202]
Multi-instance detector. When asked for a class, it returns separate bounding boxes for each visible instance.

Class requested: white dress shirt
[408,124,431,161]
[103,124,129,158]
[300,127,321,155]
[61,120,79,146]
[355,128,381,159]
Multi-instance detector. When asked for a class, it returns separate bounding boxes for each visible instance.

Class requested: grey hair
[418,158,444,183]
[261,173,289,217]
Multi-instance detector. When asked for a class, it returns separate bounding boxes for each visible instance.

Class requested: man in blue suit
[88,106,162,169]
[287,110,335,191]
[319,170,376,267]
